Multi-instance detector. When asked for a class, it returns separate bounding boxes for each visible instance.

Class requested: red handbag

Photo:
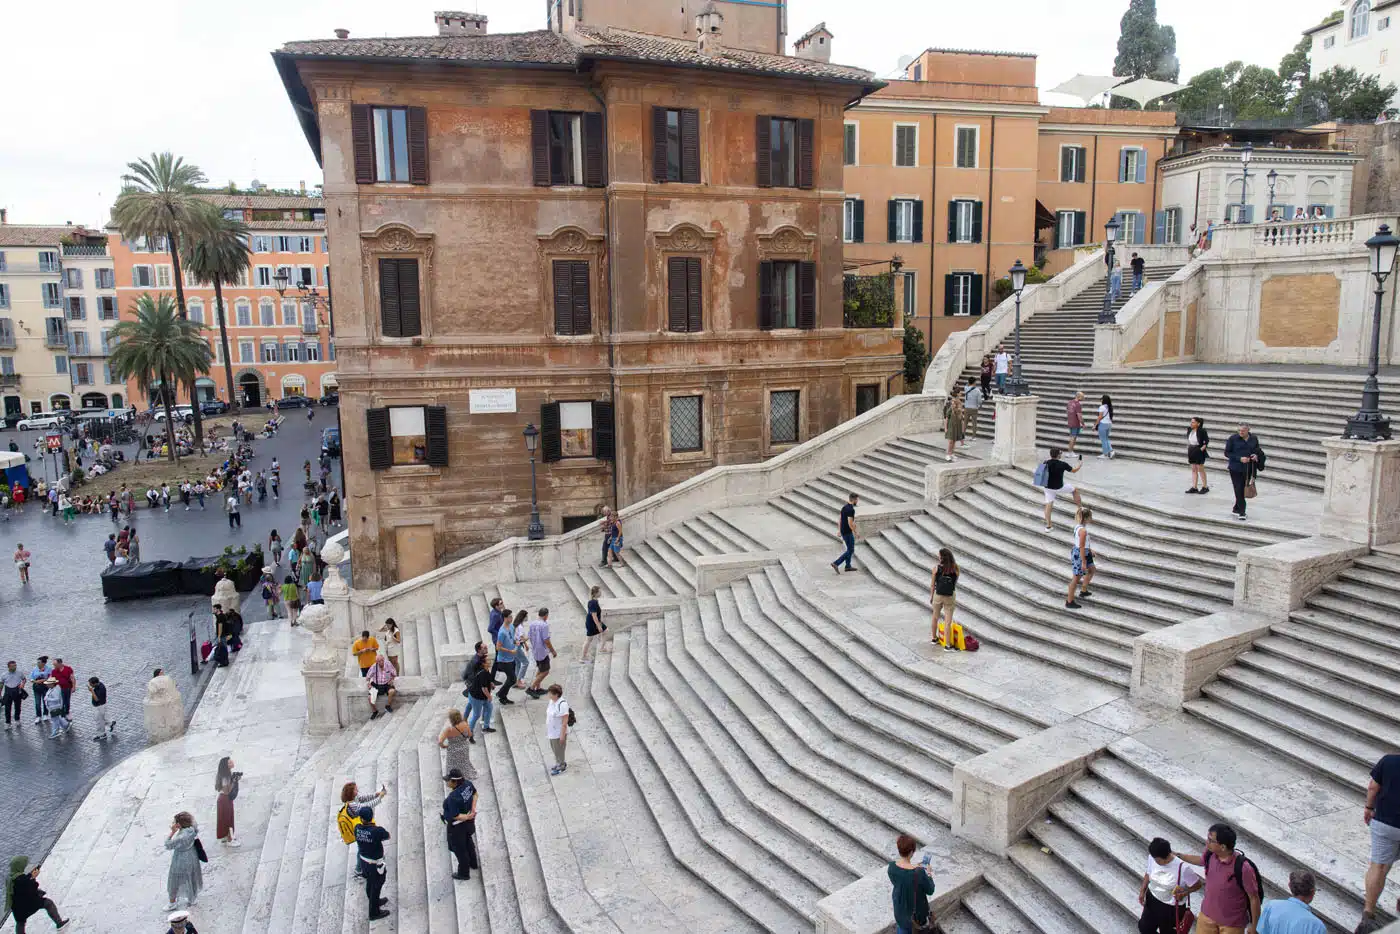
[1174,864,1195,934]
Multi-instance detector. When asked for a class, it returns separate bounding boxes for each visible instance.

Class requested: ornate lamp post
[523,423,545,540]
[1266,169,1278,219]
[890,255,903,325]
[1343,223,1399,441]
[1005,259,1031,397]
[1238,142,1253,223]
[272,268,290,294]
[1098,217,1121,325]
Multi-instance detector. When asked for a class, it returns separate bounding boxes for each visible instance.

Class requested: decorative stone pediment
[653,223,717,255]
[757,225,817,259]
[361,223,434,262]
[537,226,605,256]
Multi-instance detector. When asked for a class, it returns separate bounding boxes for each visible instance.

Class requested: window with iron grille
[770,390,799,445]
[669,395,703,453]
[97,296,117,319]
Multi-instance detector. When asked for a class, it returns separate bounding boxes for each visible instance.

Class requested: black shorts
[371,682,393,697]
[1187,445,1207,465]
[535,655,551,674]
[360,666,371,677]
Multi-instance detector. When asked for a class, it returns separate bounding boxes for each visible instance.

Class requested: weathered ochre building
[275,10,898,586]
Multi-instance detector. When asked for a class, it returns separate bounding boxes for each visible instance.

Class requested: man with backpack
[1176,823,1262,934]
[1035,448,1083,532]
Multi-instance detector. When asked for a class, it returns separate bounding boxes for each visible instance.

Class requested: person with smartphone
[888,834,935,934]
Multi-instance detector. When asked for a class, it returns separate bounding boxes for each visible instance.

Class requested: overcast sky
[0,0,1335,226]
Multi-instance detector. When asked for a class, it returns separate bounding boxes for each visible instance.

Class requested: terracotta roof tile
[0,225,80,247]
[570,24,874,82]
[199,193,324,210]
[279,30,577,66]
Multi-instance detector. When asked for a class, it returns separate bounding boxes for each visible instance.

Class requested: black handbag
[194,838,208,863]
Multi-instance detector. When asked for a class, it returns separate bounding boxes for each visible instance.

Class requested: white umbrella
[1110,77,1184,109]
[1046,74,1122,105]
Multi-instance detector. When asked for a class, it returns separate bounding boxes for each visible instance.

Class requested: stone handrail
[1092,259,1205,369]
[344,392,943,629]
[1208,212,1400,259]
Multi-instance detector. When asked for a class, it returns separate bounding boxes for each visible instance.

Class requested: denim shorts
[1068,427,1081,436]
[1071,547,1095,577]
[1372,818,1400,864]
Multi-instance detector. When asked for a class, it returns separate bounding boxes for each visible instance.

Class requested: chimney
[695,1,724,56]
[0,208,6,225]
[299,180,306,194]
[435,11,487,36]
[333,28,349,39]
[794,23,833,63]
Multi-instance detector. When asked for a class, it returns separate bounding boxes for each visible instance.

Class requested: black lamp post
[890,255,904,325]
[1238,142,1253,223]
[1099,218,1121,325]
[1343,223,1399,441]
[1266,169,1278,218]
[1005,259,1031,396]
[523,422,545,539]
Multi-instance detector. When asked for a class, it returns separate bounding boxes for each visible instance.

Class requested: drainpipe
[588,85,621,513]
[928,112,938,350]
[985,117,996,314]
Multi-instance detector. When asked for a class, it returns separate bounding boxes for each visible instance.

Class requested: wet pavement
[0,405,344,868]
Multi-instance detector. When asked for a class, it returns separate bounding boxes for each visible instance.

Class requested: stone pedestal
[211,576,238,615]
[143,672,185,744]
[319,539,352,648]
[1234,535,1368,614]
[1320,437,1400,546]
[299,603,343,735]
[1131,610,1274,708]
[990,393,1040,470]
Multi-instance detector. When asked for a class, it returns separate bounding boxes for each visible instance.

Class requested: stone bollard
[990,393,1040,470]
[299,603,344,735]
[143,670,185,744]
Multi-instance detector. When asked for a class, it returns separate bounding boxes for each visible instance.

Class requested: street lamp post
[1343,223,1399,441]
[1266,169,1278,219]
[1098,218,1121,325]
[522,423,545,540]
[1238,142,1253,223]
[1005,259,1031,396]
[889,255,903,326]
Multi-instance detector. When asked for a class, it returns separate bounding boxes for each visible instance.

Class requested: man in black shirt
[354,806,391,920]
[1130,252,1146,293]
[1365,753,1400,921]
[1041,448,1083,531]
[88,676,115,740]
[830,493,859,574]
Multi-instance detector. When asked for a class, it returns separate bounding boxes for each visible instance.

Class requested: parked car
[17,413,64,431]
[276,395,314,409]
[200,400,230,415]
[152,405,194,422]
[321,427,341,458]
[318,391,339,406]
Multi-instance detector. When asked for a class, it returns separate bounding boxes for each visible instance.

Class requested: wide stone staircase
[770,434,944,536]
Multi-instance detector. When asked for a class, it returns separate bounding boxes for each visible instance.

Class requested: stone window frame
[360,223,436,343]
[372,393,447,479]
[537,226,606,341]
[762,384,806,457]
[662,387,713,467]
[651,223,718,334]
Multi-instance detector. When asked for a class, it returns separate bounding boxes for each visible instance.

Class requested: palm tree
[109,294,212,463]
[183,215,250,412]
[111,153,216,444]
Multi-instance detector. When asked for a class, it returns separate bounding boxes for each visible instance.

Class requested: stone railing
[342,392,943,631]
[1093,259,1206,369]
[1208,212,1400,259]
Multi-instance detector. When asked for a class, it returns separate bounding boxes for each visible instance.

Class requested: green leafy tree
[109,294,213,463]
[903,317,929,391]
[111,153,216,444]
[1173,61,1288,119]
[1303,66,1398,120]
[1112,0,1179,107]
[182,213,250,412]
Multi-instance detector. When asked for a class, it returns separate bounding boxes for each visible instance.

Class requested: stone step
[413,709,465,934]
[935,905,996,934]
[1321,575,1400,615]
[695,510,770,551]
[1255,630,1400,704]
[1289,604,1400,659]
[1048,443,1323,492]
[1181,696,1370,791]
[1215,661,1400,754]
[980,860,1095,934]
[958,884,1041,934]
[588,634,816,932]
[1006,839,1137,933]
[1200,677,1392,768]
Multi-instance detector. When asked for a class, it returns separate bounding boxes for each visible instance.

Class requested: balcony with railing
[0,373,20,388]
[1207,212,1400,259]
[45,318,68,348]
[61,243,108,257]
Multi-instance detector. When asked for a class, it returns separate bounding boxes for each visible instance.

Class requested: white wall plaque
[469,388,517,414]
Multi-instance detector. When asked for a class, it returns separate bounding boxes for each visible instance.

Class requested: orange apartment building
[842,48,1178,353]
[109,192,336,409]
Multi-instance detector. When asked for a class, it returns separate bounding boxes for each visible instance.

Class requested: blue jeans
[466,696,493,732]
[833,531,856,570]
[895,926,912,934]
[1132,270,1143,292]
[995,373,1006,393]
[1098,421,1112,455]
[515,654,529,683]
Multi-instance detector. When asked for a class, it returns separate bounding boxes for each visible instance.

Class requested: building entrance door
[239,374,261,408]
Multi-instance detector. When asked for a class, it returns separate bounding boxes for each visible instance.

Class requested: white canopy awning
[1111,77,1185,108]
[1047,74,1122,105]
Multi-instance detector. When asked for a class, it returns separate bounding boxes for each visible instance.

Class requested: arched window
[235,300,252,327]
[187,299,204,325]
[1352,0,1370,38]
[259,297,275,327]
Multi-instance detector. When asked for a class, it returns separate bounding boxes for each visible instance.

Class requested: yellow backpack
[336,804,361,845]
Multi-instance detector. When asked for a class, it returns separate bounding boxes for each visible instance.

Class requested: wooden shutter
[797,118,815,189]
[583,112,606,188]
[758,260,774,330]
[947,201,958,242]
[1060,147,1072,182]
[1076,148,1086,182]
[755,115,772,187]
[540,402,562,463]
[853,200,865,243]
[887,201,899,242]
[592,400,615,460]
[1118,148,1129,183]
[1074,211,1087,245]
[1153,211,1167,244]
[797,261,817,330]
[667,256,689,331]
[680,109,701,184]
[685,257,702,332]
[406,106,429,185]
[366,407,393,470]
[943,275,956,316]
[1136,150,1147,184]
[652,107,670,182]
[351,105,375,184]
[912,200,924,243]
[530,110,551,187]
[378,258,402,337]
[971,202,983,244]
[970,274,984,316]
[424,405,448,466]
[571,261,591,335]
[552,261,573,335]
[398,259,422,336]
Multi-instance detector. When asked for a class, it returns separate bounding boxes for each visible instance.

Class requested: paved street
[0,405,343,869]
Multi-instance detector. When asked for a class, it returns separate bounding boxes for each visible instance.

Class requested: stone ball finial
[320,539,346,567]
[299,602,332,635]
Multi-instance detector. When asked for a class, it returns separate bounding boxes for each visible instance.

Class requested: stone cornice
[1161,149,1362,171]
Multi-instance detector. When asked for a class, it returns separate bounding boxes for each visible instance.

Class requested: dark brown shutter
[797,118,815,189]
[424,405,448,466]
[853,200,864,243]
[530,110,551,187]
[378,258,402,337]
[540,402,562,463]
[755,115,771,188]
[680,109,701,184]
[406,106,429,185]
[583,112,606,188]
[552,261,573,335]
[667,256,688,331]
[888,200,899,242]
[398,259,421,337]
[912,200,924,243]
[366,407,392,469]
[971,202,983,244]
[592,400,615,461]
[571,261,591,335]
[797,261,817,329]
[758,260,774,330]
[944,275,957,316]
[948,201,958,242]
[970,274,984,316]
[652,107,670,182]
[352,105,375,185]
[685,257,702,332]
